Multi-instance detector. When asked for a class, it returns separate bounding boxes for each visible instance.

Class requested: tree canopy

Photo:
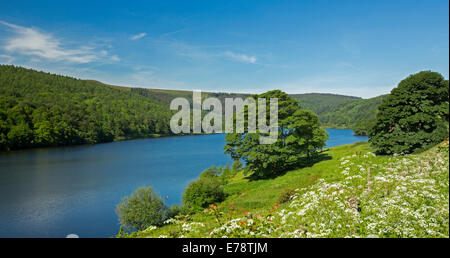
[224,90,328,178]
[369,71,449,154]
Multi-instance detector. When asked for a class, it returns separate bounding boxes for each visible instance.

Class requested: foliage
[269,141,449,238]
[209,208,280,238]
[369,71,449,154]
[182,176,226,212]
[291,93,361,115]
[199,166,223,179]
[0,65,172,151]
[166,204,185,219]
[319,95,387,133]
[286,110,328,157]
[224,90,328,178]
[353,116,377,136]
[128,141,449,238]
[232,159,243,171]
[116,186,167,231]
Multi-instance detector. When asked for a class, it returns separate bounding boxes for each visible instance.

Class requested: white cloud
[0,21,114,64]
[110,55,120,61]
[130,32,147,40]
[224,51,257,64]
[0,54,14,63]
[149,38,259,65]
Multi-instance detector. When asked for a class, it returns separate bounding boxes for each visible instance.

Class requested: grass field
[119,140,449,238]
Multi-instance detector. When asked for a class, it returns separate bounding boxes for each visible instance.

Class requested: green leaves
[224,90,328,178]
[370,71,449,155]
[116,186,166,231]
[319,95,387,131]
[182,176,226,212]
[0,65,173,151]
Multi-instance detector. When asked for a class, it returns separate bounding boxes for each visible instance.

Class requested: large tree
[224,90,328,177]
[286,110,329,158]
[369,71,449,155]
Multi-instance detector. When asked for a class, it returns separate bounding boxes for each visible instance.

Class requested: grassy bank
[118,140,449,238]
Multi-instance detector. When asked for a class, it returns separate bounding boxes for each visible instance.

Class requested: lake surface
[0,129,367,238]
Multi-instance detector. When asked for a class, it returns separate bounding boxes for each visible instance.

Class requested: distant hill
[319,95,388,134]
[290,93,361,115]
[91,80,251,108]
[98,87,361,115]
[106,88,365,124]
[132,90,375,133]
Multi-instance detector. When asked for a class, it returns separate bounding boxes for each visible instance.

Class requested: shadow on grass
[245,151,332,181]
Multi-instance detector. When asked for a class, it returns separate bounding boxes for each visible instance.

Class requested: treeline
[0,65,173,151]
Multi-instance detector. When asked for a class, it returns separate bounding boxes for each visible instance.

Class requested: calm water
[0,129,367,238]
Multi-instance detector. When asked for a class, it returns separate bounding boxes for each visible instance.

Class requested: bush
[116,186,167,231]
[166,204,185,219]
[182,177,226,212]
[199,166,222,179]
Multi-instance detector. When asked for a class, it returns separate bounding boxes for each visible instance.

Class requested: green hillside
[110,88,363,120]
[77,83,372,133]
[0,65,173,151]
[120,90,369,131]
[119,140,449,238]
[291,93,361,115]
[319,95,388,133]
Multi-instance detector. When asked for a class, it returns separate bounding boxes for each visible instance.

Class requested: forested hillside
[140,90,370,132]
[291,93,361,115]
[0,65,383,151]
[0,65,173,151]
[93,83,250,106]
[319,95,388,134]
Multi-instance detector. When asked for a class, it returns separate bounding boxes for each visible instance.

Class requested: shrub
[166,204,185,219]
[182,177,226,212]
[199,166,222,179]
[116,186,166,231]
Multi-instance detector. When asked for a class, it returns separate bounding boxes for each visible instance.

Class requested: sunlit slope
[122,140,449,238]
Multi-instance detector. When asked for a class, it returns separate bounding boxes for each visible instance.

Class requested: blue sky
[0,0,448,98]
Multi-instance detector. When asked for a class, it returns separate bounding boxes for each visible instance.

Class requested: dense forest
[0,65,173,151]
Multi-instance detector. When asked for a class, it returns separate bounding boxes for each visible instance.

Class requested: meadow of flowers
[135,141,449,238]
